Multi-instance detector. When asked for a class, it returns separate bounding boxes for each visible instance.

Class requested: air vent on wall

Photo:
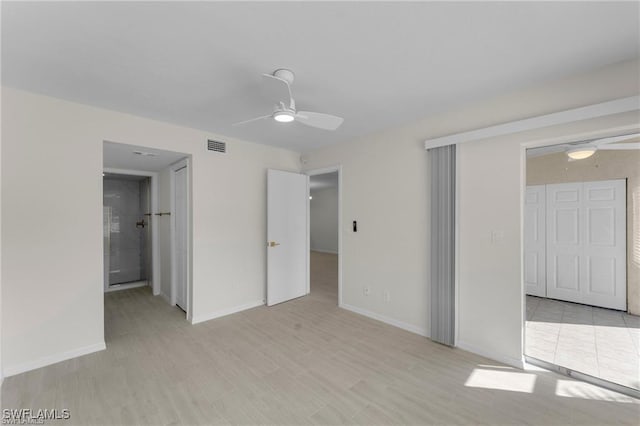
[207,139,226,153]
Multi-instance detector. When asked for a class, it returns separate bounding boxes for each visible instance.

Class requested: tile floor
[526,295,640,390]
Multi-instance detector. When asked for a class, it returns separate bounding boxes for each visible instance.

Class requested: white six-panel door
[546,182,583,304]
[544,179,626,310]
[581,180,626,310]
[524,185,546,297]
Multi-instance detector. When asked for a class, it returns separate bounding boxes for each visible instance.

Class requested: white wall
[1,87,300,375]
[2,59,637,375]
[303,59,640,365]
[303,130,431,336]
[310,187,339,253]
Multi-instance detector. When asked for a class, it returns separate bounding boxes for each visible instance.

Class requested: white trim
[310,248,339,255]
[307,175,311,295]
[169,157,192,321]
[191,300,264,325]
[4,342,106,377]
[170,163,176,307]
[103,167,160,296]
[457,340,524,369]
[424,96,640,150]
[150,172,160,296]
[341,303,429,338]
[519,143,528,366]
[306,165,343,306]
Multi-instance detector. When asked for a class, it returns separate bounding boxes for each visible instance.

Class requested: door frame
[520,124,638,341]
[519,124,639,398]
[306,165,343,306]
[170,157,192,321]
[102,168,160,295]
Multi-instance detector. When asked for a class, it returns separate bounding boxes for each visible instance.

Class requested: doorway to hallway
[308,169,340,304]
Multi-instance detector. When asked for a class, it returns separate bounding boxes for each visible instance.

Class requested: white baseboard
[456,340,524,369]
[310,248,338,254]
[340,303,429,337]
[4,341,106,377]
[191,300,264,325]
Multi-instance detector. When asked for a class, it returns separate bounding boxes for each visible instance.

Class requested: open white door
[267,169,309,306]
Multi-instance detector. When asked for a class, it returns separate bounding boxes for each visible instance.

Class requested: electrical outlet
[383,290,391,302]
[363,286,370,296]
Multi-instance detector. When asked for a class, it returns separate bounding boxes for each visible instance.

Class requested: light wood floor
[2,252,638,425]
[310,250,338,304]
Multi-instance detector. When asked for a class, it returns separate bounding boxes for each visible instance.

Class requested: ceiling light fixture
[133,150,158,157]
[566,146,596,160]
[273,110,295,123]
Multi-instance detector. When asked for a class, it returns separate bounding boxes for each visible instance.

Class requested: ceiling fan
[565,132,640,160]
[233,69,344,131]
[529,132,640,159]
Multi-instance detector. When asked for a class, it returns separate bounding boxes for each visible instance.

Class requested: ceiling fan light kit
[233,68,344,131]
[566,146,597,160]
[273,110,295,123]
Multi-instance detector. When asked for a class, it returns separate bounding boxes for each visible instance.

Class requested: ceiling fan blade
[593,133,640,146]
[262,73,293,107]
[232,115,271,126]
[598,142,640,150]
[296,111,344,130]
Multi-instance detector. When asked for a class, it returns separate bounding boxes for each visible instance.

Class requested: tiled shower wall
[103,177,149,285]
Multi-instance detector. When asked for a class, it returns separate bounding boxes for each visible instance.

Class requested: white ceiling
[310,172,339,193]
[3,2,639,153]
[103,141,188,172]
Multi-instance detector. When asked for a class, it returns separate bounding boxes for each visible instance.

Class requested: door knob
[268,241,280,247]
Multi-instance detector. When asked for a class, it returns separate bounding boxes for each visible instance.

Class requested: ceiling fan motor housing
[273,68,295,84]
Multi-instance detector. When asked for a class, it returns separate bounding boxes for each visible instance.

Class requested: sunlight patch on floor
[464,368,537,393]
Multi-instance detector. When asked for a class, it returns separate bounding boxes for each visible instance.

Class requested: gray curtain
[429,144,456,346]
